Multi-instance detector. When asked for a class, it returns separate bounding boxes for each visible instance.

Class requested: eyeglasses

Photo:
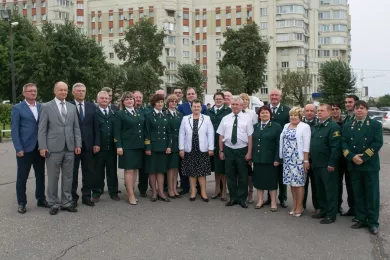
[24,90,37,93]
[169,100,178,103]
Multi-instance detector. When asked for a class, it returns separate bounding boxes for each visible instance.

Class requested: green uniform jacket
[135,104,148,115]
[165,109,183,153]
[269,104,290,128]
[96,108,116,151]
[310,118,341,168]
[252,121,282,164]
[113,109,145,150]
[208,105,232,148]
[343,113,355,124]
[303,117,318,130]
[341,118,383,172]
[144,110,172,152]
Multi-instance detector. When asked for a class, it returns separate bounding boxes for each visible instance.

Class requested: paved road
[0,134,389,260]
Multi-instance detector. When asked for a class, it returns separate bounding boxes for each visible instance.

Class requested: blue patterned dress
[282,128,306,187]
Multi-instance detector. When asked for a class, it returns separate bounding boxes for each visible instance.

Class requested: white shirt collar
[125,107,135,113]
[271,103,280,109]
[154,108,162,114]
[55,97,65,105]
[75,100,84,106]
[168,108,176,114]
[99,106,109,113]
[261,120,270,125]
[25,100,36,107]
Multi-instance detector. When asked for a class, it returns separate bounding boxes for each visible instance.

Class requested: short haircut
[23,83,36,91]
[257,105,273,120]
[186,87,196,93]
[191,99,202,106]
[231,96,243,104]
[102,87,112,93]
[166,94,178,105]
[239,93,250,101]
[97,91,109,99]
[354,100,368,110]
[133,90,143,96]
[120,91,134,109]
[173,87,182,92]
[269,89,282,95]
[319,103,331,112]
[72,83,85,90]
[330,103,342,109]
[150,94,165,107]
[289,107,303,119]
[304,104,316,111]
[346,94,359,101]
[213,92,225,100]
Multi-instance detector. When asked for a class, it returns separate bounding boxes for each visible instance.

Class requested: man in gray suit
[38,81,82,215]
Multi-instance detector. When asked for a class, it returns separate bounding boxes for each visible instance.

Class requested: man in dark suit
[70,83,100,207]
[266,89,290,208]
[11,83,50,214]
[102,87,119,112]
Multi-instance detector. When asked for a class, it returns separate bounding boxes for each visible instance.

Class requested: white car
[382,112,390,132]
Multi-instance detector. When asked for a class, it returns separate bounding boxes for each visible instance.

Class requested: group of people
[11,82,383,235]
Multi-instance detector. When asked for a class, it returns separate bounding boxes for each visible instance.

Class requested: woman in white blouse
[179,99,214,202]
[279,107,311,217]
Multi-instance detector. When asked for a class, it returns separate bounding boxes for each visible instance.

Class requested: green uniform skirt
[167,152,180,169]
[145,151,168,174]
[118,149,143,170]
[253,163,278,190]
[213,147,226,175]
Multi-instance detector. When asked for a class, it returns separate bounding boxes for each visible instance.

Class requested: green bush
[0,104,12,124]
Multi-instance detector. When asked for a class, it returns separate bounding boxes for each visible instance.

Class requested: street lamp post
[0,9,17,104]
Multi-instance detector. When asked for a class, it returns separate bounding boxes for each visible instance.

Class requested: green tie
[357,121,362,128]
[231,115,238,144]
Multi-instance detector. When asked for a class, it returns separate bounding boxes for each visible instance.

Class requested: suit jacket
[279,122,311,161]
[11,101,41,153]
[179,114,214,153]
[38,99,82,152]
[252,121,282,164]
[114,109,145,150]
[144,110,171,152]
[96,107,116,151]
[166,109,183,153]
[269,104,290,128]
[70,101,100,151]
[178,102,208,116]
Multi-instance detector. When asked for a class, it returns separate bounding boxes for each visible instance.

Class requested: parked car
[369,107,379,111]
[382,112,390,132]
[379,107,390,111]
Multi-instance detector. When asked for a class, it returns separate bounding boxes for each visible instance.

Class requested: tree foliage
[103,63,126,98]
[174,63,206,99]
[217,65,246,95]
[318,60,357,105]
[376,94,390,107]
[0,104,12,124]
[114,19,166,76]
[277,69,312,107]
[218,23,270,95]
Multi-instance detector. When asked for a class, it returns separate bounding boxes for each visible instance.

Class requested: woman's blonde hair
[289,107,303,120]
[239,93,249,101]
[166,94,178,106]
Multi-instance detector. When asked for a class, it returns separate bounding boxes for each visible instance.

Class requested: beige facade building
[3,0,351,102]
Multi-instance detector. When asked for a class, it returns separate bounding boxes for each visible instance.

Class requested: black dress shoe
[179,188,189,195]
[351,222,367,229]
[49,207,59,215]
[201,197,209,202]
[82,199,95,207]
[211,192,221,199]
[312,213,325,219]
[168,194,177,199]
[341,209,354,217]
[189,197,196,201]
[72,201,78,208]
[61,206,78,212]
[320,218,335,224]
[37,200,50,208]
[239,201,248,208]
[111,195,120,201]
[150,197,157,202]
[280,201,288,208]
[18,205,26,214]
[263,199,271,206]
[175,194,182,198]
[369,226,379,235]
[225,200,238,206]
[157,195,170,202]
[140,193,147,198]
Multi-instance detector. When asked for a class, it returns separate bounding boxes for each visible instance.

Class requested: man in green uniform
[310,104,341,224]
[342,100,383,235]
[92,91,119,202]
[341,94,359,219]
[302,104,319,213]
[266,89,290,208]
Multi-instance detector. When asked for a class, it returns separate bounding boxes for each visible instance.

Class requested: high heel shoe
[157,194,170,202]
[189,197,196,201]
[175,194,182,198]
[168,194,177,199]
[288,210,294,215]
[293,209,304,217]
[201,197,209,202]
[150,197,157,202]
[247,190,254,204]
[211,192,221,199]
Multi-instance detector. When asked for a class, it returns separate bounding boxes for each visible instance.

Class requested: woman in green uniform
[144,94,172,202]
[114,92,145,205]
[252,106,282,211]
[165,94,183,199]
[208,92,231,201]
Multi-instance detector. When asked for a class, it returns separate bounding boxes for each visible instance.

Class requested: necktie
[60,102,67,122]
[357,121,362,128]
[159,112,162,118]
[261,123,266,129]
[131,110,135,115]
[103,109,107,116]
[79,103,84,121]
[173,111,176,117]
[272,107,277,115]
[231,115,238,144]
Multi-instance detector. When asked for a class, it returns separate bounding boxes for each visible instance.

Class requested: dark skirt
[181,151,211,177]
[253,163,278,190]
[118,149,143,170]
[213,148,226,175]
[167,152,180,169]
[145,151,167,174]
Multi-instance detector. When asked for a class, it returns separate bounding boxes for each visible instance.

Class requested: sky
[349,0,390,97]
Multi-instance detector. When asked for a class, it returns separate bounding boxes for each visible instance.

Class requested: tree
[367,97,377,108]
[174,63,206,99]
[318,60,357,105]
[218,23,270,95]
[103,63,126,98]
[114,19,166,76]
[277,69,312,107]
[123,62,161,101]
[376,94,390,107]
[217,65,246,95]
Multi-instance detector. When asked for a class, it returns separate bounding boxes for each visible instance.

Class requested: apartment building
[2,0,351,102]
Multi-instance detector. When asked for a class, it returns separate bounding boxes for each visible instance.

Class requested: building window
[42,2,46,7]
[226,12,231,19]
[318,50,330,57]
[216,26,221,33]
[109,28,113,33]
[183,38,189,45]
[149,11,154,17]
[236,12,241,18]
[167,10,175,17]
[56,0,68,7]
[333,24,347,31]
[319,24,330,32]
[139,13,145,19]
[320,37,330,45]
[109,40,114,46]
[92,29,95,35]
[203,52,207,57]
[109,53,114,59]
[333,50,340,56]
[119,27,123,33]
[260,8,267,16]
[195,14,200,20]
[195,27,200,33]
[98,16,102,22]
[129,13,133,19]
[280,49,289,56]
[297,61,305,68]
[77,3,83,9]
[183,51,190,57]
[216,39,221,45]
[318,11,330,19]
[216,51,221,58]
[260,22,268,29]
[183,26,189,33]
[281,62,289,68]
[98,29,102,34]
[196,52,200,58]
[166,48,175,57]
[295,33,304,41]
[260,88,268,94]
[42,14,47,20]
[276,33,289,42]
[202,14,206,20]
[91,16,95,22]
[168,75,175,83]
[247,11,252,18]
[202,27,207,33]
[109,15,113,21]
[183,13,189,19]
[119,14,124,20]
[166,36,176,44]
[167,62,175,70]
[195,40,200,45]
[331,36,347,44]
[276,5,305,15]
[216,14,220,20]
[203,65,207,70]
[202,39,207,45]
[320,0,331,5]
[332,10,346,19]
[77,16,83,22]
[297,48,304,54]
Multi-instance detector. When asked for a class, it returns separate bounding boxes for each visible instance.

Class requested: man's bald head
[156,89,166,98]
[54,81,68,101]
[304,104,316,121]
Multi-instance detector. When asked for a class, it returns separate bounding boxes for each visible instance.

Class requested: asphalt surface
[0,134,389,260]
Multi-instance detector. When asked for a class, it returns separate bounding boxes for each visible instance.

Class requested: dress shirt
[74,100,85,114]
[54,97,67,114]
[154,108,163,115]
[99,106,109,114]
[244,108,258,125]
[169,108,176,116]
[25,100,38,121]
[270,103,281,112]
[125,107,135,114]
[260,120,270,129]
[217,112,254,149]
